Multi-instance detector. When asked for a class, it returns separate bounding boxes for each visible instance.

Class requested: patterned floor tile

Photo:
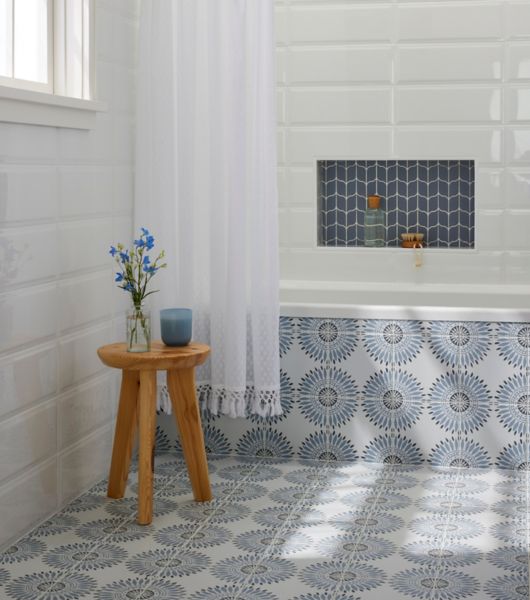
[0,454,528,599]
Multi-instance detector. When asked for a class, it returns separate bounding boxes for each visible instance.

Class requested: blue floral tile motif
[363,369,423,431]
[105,497,177,518]
[363,320,423,365]
[249,370,294,424]
[491,498,528,518]
[0,568,8,585]
[217,463,282,482]
[298,318,358,363]
[43,543,127,571]
[338,511,404,535]
[299,366,357,427]
[410,515,452,538]
[422,475,489,495]
[496,374,530,435]
[0,538,46,564]
[491,520,529,545]
[411,516,485,540]
[212,554,295,585]
[189,585,278,600]
[429,371,491,433]
[253,505,325,529]
[496,441,530,471]
[154,523,231,549]
[211,481,267,502]
[429,438,492,469]
[292,595,341,600]
[400,542,482,567]
[269,485,337,505]
[31,514,80,537]
[236,428,293,459]
[97,577,184,600]
[298,431,358,462]
[7,571,96,600]
[284,466,350,487]
[201,425,232,456]
[63,493,104,513]
[416,495,486,515]
[391,568,479,599]
[487,547,529,573]
[497,323,530,369]
[177,500,250,523]
[127,548,209,578]
[362,434,423,465]
[347,469,419,490]
[76,518,152,543]
[279,316,296,357]
[234,529,311,556]
[300,561,385,593]
[428,321,491,367]
[484,575,530,600]
[494,476,529,497]
[341,489,409,512]
[153,425,172,455]
[316,534,396,561]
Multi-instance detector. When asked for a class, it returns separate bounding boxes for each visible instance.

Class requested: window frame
[0,0,105,129]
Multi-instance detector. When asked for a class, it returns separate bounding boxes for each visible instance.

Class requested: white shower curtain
[135,0,281,418]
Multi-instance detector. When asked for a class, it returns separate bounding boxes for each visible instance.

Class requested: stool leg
[167,369,212,502]
[108,370,139,499]
[138,370,157,525]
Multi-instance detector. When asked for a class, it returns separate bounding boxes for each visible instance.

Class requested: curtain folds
[135,0,281,418]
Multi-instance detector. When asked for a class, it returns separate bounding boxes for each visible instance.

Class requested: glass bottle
[364,195,385,247]
[126,304,151,352]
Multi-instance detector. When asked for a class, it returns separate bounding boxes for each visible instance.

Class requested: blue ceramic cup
[160,308,192,346]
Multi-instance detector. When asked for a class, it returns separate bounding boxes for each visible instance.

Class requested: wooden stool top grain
[97,341,210,371]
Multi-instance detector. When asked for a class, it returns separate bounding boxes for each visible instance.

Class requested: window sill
[0,85,107,130]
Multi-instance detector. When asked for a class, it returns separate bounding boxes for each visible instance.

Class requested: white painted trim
[0,84,106,129]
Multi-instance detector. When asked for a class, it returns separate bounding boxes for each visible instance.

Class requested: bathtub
[280,280,530,323]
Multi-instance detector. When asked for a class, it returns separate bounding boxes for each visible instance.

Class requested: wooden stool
[97,341,212,525]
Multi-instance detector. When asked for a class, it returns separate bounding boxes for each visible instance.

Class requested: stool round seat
[98,341,210,371]
[97,340,212,525]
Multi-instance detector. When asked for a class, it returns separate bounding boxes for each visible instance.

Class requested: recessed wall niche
[318,160,475,248]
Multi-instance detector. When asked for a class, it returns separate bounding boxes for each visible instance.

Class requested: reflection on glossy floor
[0,455,529,599]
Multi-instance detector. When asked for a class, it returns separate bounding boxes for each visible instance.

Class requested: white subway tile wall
[0,1,138,547]
[276,0,530,285]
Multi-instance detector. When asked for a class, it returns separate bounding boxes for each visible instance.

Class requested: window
[0,0,101,128]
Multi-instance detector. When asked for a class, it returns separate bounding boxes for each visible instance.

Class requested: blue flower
[146,235,155,250]
[429,437,491,469]
[391,568,479,599]
[141,227,150,236]
[142,255,150,265]
[133,238,145,248]
[109,246,118,256]
[114,272,123,282]
[119,251,129,262]
[123,282,134,292]
[143,264,158,274]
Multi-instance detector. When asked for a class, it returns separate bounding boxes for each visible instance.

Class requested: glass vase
[127,305,151,352]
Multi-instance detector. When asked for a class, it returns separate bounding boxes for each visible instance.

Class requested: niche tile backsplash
[319,160,475,248]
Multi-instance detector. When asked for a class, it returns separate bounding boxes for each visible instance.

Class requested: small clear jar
[126,305,151,352]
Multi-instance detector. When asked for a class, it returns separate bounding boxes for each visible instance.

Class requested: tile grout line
[228,460,335,600]
[31,457,192,600]
[329,463,399,600]
[135,458,267,599]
